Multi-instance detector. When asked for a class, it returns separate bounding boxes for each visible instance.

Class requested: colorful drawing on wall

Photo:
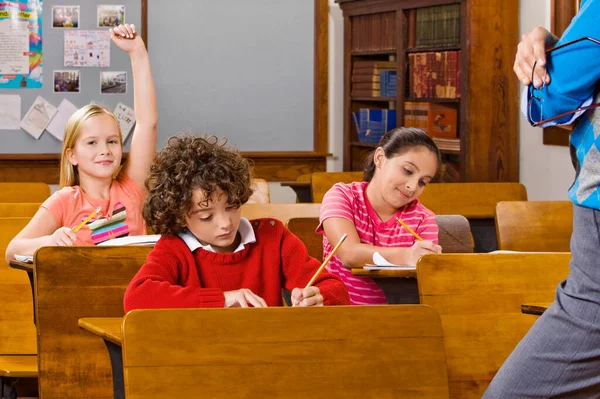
[0,0,43,89]
[64,30,110,67]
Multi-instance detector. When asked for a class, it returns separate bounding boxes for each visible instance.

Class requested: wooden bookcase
[337,0,519,182]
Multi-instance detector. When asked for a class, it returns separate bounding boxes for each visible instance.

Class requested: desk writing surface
[521,302,550,316]
[79,317,123,346]
[8,260,33,272]
[351,268,417,279]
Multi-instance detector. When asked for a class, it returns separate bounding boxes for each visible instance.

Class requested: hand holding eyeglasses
[514,26,559,88]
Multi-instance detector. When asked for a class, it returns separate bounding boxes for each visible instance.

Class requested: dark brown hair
[363,127,441,182]
[143,135,254,235]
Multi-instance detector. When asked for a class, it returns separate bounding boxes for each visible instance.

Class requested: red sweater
[124,218,350,311]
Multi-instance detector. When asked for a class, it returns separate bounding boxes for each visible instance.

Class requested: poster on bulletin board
[0,0,43,88]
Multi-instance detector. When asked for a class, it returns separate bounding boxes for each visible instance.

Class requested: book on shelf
[415,4,461,49]
[352,74,381,83]
[353,60,396,69]
[433,137,460,153]
[353,82,381,90]
[351,12,397,53]
[408,51,460,99]
[353,108,397,144]
[404,101,457,138]
[379,70,397,97]
[351,89,385,97]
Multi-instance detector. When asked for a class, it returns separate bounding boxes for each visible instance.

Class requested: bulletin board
[0,0,140,153]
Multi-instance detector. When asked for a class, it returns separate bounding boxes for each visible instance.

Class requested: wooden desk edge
[521,303,550,316]
[8,260,34,272]
[351,269,417,279]
[79,317,123,346]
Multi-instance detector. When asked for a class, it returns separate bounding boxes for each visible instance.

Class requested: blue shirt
[525,0,600,209]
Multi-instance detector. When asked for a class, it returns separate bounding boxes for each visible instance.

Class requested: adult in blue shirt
[485,1,600,397]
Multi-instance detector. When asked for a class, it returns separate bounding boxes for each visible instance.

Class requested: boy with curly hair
[124,135,350,310]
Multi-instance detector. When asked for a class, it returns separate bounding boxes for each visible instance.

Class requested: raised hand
[110,24,144,54]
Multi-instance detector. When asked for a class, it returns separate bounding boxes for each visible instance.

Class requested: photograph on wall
[97,5,125,27]
[64,30,110,67]
[52,5,79,28]
[54,70,80,93]
[101,71,127,94]
[0,0,43,88]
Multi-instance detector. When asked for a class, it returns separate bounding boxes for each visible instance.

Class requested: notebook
[97,234,161,246]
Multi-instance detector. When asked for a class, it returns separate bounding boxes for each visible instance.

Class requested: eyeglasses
[527,37,600,127]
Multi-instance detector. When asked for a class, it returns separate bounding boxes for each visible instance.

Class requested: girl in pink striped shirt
[318,128,442,305]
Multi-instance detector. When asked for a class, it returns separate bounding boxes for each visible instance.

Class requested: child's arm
[123,246,224,312]
[322,217,440,267]
[5,208,76,263]
[280,227,350,306]
[111,24,158,188]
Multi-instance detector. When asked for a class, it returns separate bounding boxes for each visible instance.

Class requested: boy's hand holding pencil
[292,233,348,307]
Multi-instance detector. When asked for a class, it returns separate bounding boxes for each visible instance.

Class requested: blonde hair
[59,104,122,187]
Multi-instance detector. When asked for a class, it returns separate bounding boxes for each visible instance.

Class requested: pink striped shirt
[317,181,438,305]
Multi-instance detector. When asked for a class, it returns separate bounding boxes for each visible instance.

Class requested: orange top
[41,173,146,245]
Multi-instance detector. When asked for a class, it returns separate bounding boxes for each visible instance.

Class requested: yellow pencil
[73,206,102,233]
[396,217,423,241]
[292,233,348,307]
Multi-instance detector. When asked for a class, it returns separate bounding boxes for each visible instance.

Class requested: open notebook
[363,252,415,271]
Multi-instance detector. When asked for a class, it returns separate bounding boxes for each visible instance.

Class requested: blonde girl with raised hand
[6,24,157,262]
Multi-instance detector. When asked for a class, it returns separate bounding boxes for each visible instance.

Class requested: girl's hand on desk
[406,240,442,266]
[291,287,323,307]
[50,227,77,247]
[224,289,268,308]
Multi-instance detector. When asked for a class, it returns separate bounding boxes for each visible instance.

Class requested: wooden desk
[79,317,124,399]
[351,268,417,279]
[9,259,35,323]
[521,302,550,316]
[280,181,312,203]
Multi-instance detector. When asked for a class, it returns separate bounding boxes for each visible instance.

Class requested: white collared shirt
[178,217,256,253]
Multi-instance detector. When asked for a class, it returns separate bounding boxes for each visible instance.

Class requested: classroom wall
[518,0,572,201]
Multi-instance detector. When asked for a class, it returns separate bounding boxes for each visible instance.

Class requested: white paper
[21,96,58,139]
[373,251,399,266]
[114,102,135,141]
[364,265,416,271]
[0,94,21,130]
[14,254,33,263]
[46,98,78,141]
[0,18,29,74]
[363,252,415,270]
[64,30,110,67]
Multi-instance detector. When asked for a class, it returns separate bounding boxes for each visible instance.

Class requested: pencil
[73,206,102,233]
[395,217,423,241]
[292,233,348,307]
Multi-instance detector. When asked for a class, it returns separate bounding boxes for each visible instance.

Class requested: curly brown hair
[143,135,254,235]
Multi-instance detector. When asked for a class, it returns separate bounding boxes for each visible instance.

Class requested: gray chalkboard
[146,0,314,151]
[0,0,141,153]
